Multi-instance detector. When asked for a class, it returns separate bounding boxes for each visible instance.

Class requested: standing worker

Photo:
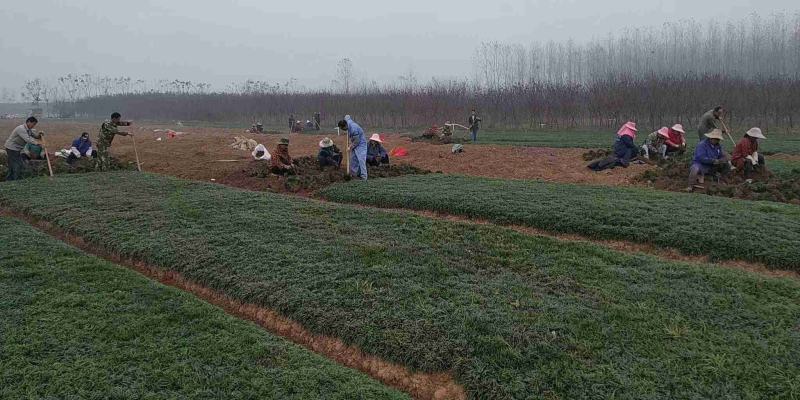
[697,106,727,141]
[96,112,132,171]
[468,109,481,143]
[4,117,42,181]
[338,117,368,180]
[314,112,321,131]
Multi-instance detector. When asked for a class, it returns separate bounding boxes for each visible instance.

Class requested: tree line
[20,12,800,132]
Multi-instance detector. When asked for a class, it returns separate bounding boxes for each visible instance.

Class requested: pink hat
[617,121,638,138]
[670,124,685,134]
[369,134,383,143]
[657,127,670,138]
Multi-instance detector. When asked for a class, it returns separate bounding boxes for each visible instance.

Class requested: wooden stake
[40,134,54,177]
[131,134,142,172]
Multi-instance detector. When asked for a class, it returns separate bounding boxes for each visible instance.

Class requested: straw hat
[278,137,290,145]
[704,129,725,140]
[319,137,334,148]
[746,127,766,140]
[657,127,670,138]
[625,121,638,131]
[369,134,383,143]
[671,124,685,134]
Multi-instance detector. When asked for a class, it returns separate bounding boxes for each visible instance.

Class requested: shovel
[39,133,54,177]
[131,134,142,172]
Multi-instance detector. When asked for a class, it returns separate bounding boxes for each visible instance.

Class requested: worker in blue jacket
[687,129,730,191]
[338,116,368,180]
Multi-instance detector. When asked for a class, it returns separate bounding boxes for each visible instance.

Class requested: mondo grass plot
[0,217,406,400]
[320,174,800,270]
[2,172,800,399]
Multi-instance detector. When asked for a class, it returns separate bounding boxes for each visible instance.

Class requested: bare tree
[337,58,353,94]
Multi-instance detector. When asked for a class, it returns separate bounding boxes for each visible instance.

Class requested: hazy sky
[0,0,795,93]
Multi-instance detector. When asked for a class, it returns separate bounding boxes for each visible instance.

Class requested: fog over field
[0,0,794,94]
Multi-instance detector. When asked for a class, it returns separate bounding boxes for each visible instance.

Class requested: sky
[0,0,796,96]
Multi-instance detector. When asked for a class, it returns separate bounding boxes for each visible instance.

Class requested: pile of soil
[0,151,135,182]
[220,156,430,194]
[637,157,800,204]
[582,149,613,161]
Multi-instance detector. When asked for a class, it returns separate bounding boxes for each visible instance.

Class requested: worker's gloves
[70,147,81,158]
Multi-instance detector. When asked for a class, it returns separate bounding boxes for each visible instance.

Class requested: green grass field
[1,172,799,399]
[466,130,800,154]
[770,158,800,179]
[0,217,405,399]
[321,174,800,270]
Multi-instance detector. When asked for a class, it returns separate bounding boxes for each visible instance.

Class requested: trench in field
[0,208,466,400]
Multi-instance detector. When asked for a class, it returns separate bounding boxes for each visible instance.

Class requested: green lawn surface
[321,174,800,270]
[1,172,799,399]
[0,216,405,400]
[770,158,800,179]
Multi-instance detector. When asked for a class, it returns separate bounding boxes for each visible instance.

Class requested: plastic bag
[252,144,271,161]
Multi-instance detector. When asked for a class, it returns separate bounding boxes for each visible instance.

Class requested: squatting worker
[731,128,767,178]
[338,117,368,180]
[687,129,729,192]
[317,137,343,168]
[4,117,41,181]
[271,137,295,174]
[697,106,726,141]
[97,112,132,171]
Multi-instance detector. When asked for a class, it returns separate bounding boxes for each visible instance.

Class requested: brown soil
[1,208,466,400]
[638,157,800,204]
[0,120,651,188]
[219,156,429,194]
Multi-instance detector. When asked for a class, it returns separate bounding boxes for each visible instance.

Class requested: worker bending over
[697,106,727,141]
[338,117,368,180]
[4,117,42,181]
[97,112,132,171]
[588,121,639,171]
[366,134,389,167]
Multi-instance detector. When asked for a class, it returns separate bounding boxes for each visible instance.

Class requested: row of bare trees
[473,13,800,89]
[55,75,800,132]
[27,12,800,131]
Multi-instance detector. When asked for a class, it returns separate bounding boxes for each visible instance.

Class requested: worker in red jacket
[731,128,766,178]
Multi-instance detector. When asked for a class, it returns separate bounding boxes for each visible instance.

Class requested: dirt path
[1,120,650,187]
[1,208,465,400]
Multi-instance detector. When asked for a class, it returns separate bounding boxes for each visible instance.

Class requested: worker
[687,129,729,191]
[4,117,41,181]
[96,112,132,171]
[366,134,389,166]
[314,112,321,130]
[256,122,264,133]
[468,109,481,143]
[317,137,342,168]
[665,124,687,156]
[731,127,766,178]
[67,132,95,164]
[697,106,727,141]
[338,117,368,180]
[642,127,669,160]
[270,138,294,174]
[587,121,639,171]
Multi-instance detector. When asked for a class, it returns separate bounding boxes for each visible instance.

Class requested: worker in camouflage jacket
[96,112,132,171]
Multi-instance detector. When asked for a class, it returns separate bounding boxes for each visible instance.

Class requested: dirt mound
[637,157,800,204]
[220,156,430,194]
[582,149,612,161]
[0,151,135,181]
